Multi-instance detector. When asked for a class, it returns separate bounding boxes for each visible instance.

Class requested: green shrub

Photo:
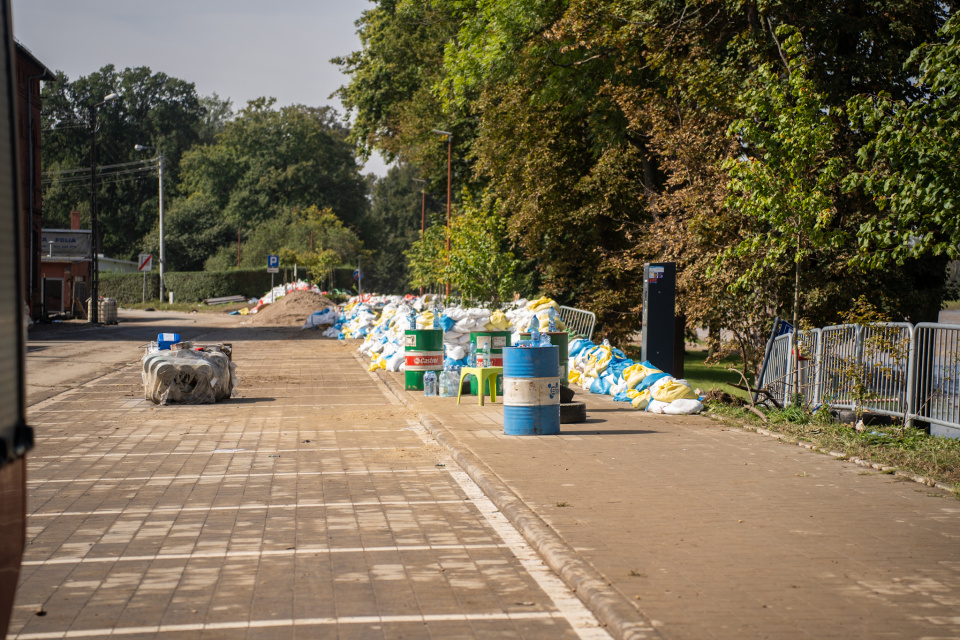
[101,269,276,304]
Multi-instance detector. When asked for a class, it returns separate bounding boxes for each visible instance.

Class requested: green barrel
[404,329,444,390]
[520,331,570,386]
[469,331,512,395]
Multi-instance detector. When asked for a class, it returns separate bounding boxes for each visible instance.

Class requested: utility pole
[88,92,119,324]
[432,130,453,298]
[413,178,426,296]
[134,145,165,300]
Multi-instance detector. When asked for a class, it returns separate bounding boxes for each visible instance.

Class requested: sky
[11,0,390,176]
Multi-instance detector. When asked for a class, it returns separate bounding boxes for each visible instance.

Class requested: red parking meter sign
[138,254,153,272]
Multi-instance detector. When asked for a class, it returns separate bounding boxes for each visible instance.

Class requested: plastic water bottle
[529,315,541,346]
[469,341,477,367]
[438,368,450,397]
[477,343,488,368]
[540,331,552,348]
[423,371,437,397]
[408,310,417,330]
[432,304,440,330]
[548,307,557,332]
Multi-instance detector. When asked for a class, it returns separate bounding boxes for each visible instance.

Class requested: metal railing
[756,322,960,438]
[913,323,960,435]
[558,305,596,341]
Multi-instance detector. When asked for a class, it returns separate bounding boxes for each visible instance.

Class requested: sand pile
[247,291,336,326]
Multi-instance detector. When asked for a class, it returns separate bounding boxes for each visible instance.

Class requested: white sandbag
[447,345,466,361]
[386,351,405,372]
[646,399,670,414]
[662,399,704,415]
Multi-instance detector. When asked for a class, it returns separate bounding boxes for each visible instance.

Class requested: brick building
[16,42,54,320]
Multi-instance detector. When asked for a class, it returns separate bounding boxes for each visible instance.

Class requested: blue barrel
[502,346,560,436]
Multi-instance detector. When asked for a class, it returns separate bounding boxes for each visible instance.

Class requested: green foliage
[360,163,441,294]
[722,27,845,328]
[204,206,361,282]
[41,66,221,260]
[336,0,955,345]
[405,216,447,293]
[178,98,368,232]
[846,14,960,266]
[99,269,275,305]
[446,191,526,306]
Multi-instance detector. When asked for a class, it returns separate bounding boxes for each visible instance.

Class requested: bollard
[502,345,561,435]
[404,329,443,390]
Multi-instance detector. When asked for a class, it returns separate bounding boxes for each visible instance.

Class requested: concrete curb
[365,360,662,640]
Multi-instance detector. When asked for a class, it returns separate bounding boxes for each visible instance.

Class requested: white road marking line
[23,543,507,566]
[12,611,561,639]
[404,421,612,640]
[32,446,404,460]
[27,468,445,485]
[30,499,467,518]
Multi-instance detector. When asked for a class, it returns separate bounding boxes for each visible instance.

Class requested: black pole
[89,106,99,324]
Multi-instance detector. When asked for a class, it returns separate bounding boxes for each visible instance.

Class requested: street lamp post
[134,144,165,301]
[431,130,452,298]
[88,92,119,324]
[412,178,426,296]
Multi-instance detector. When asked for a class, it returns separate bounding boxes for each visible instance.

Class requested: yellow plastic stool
[457,366,503,406]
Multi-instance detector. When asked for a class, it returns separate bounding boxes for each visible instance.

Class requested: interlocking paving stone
[11,330,607,640]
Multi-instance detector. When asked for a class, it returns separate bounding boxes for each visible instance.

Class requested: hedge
[99,266,366,305]
[100,269,279,304]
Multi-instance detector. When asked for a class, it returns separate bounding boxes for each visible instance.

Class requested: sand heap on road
[246,291,336,326]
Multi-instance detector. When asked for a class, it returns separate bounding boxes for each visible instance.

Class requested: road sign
[138,254,153,272]
[267,254,279,273]
[353,269,363,281]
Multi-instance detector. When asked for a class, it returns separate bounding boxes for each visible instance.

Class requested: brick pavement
[383,367,960,640]
[11,330,610,640]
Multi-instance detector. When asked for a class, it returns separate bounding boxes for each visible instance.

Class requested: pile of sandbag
[566,339,703,414]
[142,345,237,405]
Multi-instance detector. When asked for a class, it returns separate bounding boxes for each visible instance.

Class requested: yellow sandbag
[631,390,651,410]
[623,362,662,388]
[568,370,582,386]
[526,296,559,312]
[485,310,512,331]
[239,307,250,316]
[651,379,697,403]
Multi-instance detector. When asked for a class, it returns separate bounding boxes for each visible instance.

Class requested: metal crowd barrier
[912,323,960,437]
[558,305,596,341]
[756,321,960,438]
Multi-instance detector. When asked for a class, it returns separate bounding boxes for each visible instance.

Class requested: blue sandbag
[613,391,632,402]
[569,338,594,358]
[439,314,456,332]
[636,371,670,391]
[589,377,612,395]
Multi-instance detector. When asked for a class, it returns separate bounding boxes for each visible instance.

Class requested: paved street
[10,310,960,640]
[11,314,607,639]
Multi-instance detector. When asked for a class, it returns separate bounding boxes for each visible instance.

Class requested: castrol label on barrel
[503,377,561,406]
[405,351,444,371]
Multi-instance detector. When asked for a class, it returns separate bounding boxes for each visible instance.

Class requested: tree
[446,190,527,306]
[846,14,960,266]
[722,27,845,336]
[360,163,443,294]
[405,217,447,294]
[178,98,368,232]
[40,65,218,260]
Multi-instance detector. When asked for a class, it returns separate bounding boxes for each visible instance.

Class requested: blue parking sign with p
[268,255,279,268]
